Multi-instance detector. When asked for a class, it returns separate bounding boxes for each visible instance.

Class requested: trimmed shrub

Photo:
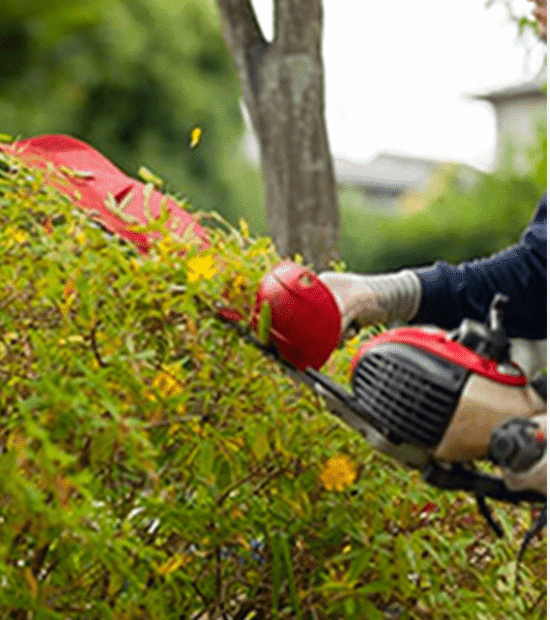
[0,151,546,619]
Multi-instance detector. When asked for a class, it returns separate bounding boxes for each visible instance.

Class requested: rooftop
[468,72,547,103]
[334,152,448,191]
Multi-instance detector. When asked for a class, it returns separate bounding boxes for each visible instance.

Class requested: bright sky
[250,0,546,171]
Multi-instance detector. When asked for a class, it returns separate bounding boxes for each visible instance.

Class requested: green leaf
[257,299,272,345]
[270,531,283,620]
[279,532,302,620]
[348,548,374,582]
[354,599,382,620]
[251,431,270,461]
[215,455,232,490]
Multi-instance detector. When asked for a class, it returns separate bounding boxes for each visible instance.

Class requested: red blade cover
[252,261,342,370]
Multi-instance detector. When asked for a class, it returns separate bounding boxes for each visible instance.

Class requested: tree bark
[216,0,340,269]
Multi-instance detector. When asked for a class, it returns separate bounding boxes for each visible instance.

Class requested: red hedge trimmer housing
[349,324,529,459]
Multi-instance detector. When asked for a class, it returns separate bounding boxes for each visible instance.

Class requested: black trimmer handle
[488,418,546,473]
[422,461,546,505]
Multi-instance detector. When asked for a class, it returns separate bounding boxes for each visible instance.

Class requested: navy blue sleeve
[411,193,547,339]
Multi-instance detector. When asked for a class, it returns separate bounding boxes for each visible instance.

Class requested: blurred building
[335,153,482,214]
[334,153,438,211]
[469,73,547,173]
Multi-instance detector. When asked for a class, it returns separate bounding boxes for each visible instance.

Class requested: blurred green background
[0,0,546,272]
[0,0,267,232]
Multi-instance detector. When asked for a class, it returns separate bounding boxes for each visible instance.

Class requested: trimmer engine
[349,311,542,466]
[351,330,471,451]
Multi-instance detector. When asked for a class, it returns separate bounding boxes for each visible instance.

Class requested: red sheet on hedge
[0,134,209,254]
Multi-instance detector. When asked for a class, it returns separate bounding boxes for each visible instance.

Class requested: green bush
[0,150,545,619]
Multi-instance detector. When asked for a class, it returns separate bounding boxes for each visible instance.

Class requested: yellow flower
[148,364,186,415]
[187,254,217,283]
[319,454,357,491]
[74,229,87,246]
[4,226,28,246]
[151,365,184,399]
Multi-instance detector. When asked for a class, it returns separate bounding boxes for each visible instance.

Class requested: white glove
[501,414,547,495]
[318,270,422,332]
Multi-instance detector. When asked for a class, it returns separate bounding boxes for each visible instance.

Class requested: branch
[90,321,108,368]
[217,0,269,130]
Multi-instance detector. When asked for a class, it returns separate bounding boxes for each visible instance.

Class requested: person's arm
[412,194,547,339]
[320,194,547,340]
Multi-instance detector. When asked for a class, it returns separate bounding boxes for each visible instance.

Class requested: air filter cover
[352,341,469,448]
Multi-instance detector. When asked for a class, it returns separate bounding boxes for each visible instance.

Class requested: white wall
[494,95,547,172]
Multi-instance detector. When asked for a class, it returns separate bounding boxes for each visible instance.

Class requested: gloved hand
[501,414,547,495]
[318,269,422,333]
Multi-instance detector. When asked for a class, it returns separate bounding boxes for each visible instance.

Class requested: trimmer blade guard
[252,261,341,370]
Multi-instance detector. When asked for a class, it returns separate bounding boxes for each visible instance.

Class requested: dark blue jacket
[412,193,547,340]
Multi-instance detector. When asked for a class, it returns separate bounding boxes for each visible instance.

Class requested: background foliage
[338,127,547,273]
[0,0,266,233]
[0,149,545,619]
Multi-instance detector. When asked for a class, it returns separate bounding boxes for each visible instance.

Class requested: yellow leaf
[23,567,38,598]
[190,127,202,148]
[232,273,246,292]
[169,423,181,435]
[239,218,249,239]
[138,166,163,189]
[63,279,75,301]
[231,506,244,519]
[251,432,270,461]
[156,554,189,576]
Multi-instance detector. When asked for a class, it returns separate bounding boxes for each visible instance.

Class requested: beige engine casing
[433,373,546,463]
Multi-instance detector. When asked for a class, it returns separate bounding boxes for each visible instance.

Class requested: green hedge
[0,151,546,619]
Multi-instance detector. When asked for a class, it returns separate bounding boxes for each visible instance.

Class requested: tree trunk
[216,0,340,270]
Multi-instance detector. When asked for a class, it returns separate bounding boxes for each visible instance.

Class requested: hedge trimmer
[220,263,547,552]
[1,135,546,571]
